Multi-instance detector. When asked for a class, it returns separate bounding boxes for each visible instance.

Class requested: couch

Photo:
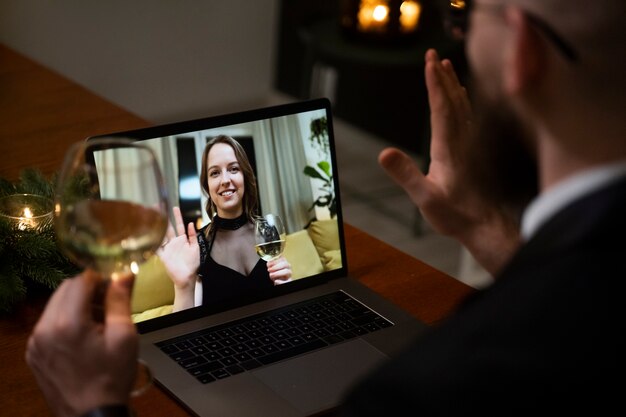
[131,219,342,322]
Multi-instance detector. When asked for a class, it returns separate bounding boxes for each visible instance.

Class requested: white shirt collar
[521,160,626,240]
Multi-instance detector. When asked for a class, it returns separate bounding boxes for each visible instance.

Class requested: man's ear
[503,7,545,95]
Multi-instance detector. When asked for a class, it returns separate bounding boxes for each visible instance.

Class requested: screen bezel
[87,98,348,334]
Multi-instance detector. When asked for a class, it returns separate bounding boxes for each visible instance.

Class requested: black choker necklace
[213,213,248,230]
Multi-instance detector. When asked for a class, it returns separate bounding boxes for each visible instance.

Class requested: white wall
[0,0,280,124]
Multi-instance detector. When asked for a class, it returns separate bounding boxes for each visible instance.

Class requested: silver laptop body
[89,98,425,417]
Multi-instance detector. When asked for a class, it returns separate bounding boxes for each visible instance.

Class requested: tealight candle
[0,194,54,231]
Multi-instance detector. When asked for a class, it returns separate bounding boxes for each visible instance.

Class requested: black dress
[197,221,274,306]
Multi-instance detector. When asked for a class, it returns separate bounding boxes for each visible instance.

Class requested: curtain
[255,115,313,233]
[145,136,179,214]
[95,146,157,204]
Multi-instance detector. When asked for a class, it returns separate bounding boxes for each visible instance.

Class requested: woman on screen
[158,135,292,311]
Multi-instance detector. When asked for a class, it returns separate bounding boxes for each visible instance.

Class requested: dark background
[273,0,468,161]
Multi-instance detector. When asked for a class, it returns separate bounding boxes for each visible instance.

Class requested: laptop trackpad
[253,339,387,414]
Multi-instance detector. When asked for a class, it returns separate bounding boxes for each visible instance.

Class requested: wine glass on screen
[254,214,286,262]
[54,137,169,397]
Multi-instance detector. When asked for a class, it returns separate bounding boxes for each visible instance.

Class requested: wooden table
[0,43,474,416]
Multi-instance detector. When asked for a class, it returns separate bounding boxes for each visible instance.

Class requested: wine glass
[254,214,286,261]
[54,137,169,397]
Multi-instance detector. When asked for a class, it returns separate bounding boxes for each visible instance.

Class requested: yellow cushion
[320,249,343,271]
[284,229,324,279]
[132,304,174,323]
[131,255,175,314]
[307,219,340,259]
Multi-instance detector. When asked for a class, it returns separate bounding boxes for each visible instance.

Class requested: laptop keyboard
[155,290,394,384]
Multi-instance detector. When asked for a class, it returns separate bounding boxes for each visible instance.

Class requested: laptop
[89,98,426,417]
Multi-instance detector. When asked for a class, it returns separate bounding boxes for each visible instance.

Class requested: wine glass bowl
[54,137,168,396]
[254,214,286,261]
[54,138,168,279]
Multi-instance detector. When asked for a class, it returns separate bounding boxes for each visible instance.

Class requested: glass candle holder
[0,194,54,231]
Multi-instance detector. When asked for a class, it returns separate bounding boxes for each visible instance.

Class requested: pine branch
[0,264,27,313]
[0,169,77,313]
[18,168,55,198]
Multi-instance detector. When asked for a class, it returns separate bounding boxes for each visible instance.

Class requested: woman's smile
[207,143,245,217]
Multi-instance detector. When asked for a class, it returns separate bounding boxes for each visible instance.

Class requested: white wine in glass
[54,137,169,397]
[254,214,286,261]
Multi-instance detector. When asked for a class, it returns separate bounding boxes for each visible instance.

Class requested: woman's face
[206,143,245,218]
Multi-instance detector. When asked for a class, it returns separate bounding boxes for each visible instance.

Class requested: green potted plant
[303,116,337,219]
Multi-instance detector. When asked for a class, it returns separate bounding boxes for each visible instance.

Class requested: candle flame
[1,194,53,231]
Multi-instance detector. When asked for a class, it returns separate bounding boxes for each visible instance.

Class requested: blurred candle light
[346,0,422,40]
[0,194,54,231]
[399,1,421,32]
[358,0,390,32]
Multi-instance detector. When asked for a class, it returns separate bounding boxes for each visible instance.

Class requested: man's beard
[464,87,539,223]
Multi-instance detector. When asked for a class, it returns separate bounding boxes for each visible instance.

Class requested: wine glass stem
[91,278,111,323]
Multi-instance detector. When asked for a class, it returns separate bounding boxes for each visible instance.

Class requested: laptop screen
[89,99,347,332]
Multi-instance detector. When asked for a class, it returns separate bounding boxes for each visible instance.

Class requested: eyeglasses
[444,0,579,63]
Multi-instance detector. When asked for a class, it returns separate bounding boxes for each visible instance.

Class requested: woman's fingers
[161,207,196,252]
[187,221,198,244]
[267,256,292,284]
[172,206,186,236]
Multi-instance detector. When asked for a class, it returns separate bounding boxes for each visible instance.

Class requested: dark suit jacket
[341,176,626,416]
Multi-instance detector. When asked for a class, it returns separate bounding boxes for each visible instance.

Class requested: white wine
[255,239,285,261]
[57,199,167,276]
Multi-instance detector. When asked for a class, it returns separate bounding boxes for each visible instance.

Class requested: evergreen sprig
[0,169,79,313]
